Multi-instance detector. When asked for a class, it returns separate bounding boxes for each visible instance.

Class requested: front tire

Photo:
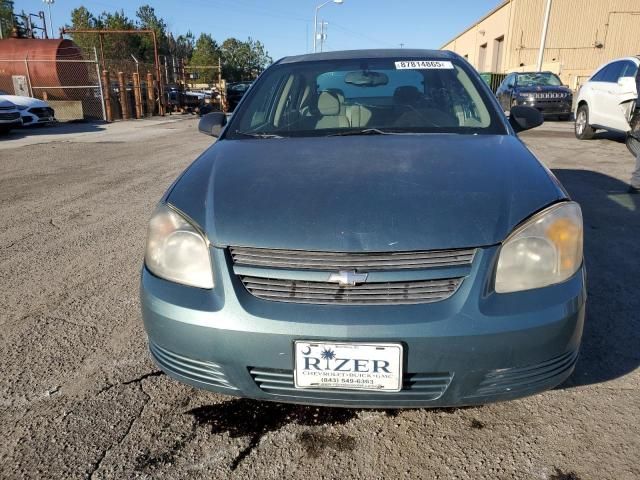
[626,134,640,157]
[575,105,595,139]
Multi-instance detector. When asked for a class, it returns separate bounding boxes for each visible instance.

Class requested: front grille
[149,341,237,390]
[465,349,578,399]
[250,367,452,400]
[230,246,475,271]
[0,105,15,111]
[28,107,54,118]
[240,276,463,305]
[532,92,568,99]
[0,112,20,121]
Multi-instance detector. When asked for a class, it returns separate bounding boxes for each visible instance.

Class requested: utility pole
[319,21,328,52]
[536,0,552,71]
[42,0,54,39]
[313,0,343,53]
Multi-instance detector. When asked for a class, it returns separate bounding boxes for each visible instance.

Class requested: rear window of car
[226,57,506,138]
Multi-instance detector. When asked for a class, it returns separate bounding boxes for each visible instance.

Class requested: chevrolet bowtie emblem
[328,270,368,286]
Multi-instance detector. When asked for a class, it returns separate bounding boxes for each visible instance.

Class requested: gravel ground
[0,117,638,480]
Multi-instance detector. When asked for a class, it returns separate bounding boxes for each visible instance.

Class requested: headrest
[393,86,421,104]
[324,88,345,103]
[318,91,340,116]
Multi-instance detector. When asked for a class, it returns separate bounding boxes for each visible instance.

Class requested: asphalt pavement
[0,117,638,479]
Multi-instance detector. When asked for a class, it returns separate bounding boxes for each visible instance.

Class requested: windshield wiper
[328,128,400,137]
[233,131,284,139]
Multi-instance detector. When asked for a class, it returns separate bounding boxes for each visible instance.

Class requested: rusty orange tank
[0,38,90,99]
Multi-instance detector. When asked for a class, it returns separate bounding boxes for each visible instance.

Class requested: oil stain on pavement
[549,467,582,480]
[187,399,359,470]
[297,430,356,458]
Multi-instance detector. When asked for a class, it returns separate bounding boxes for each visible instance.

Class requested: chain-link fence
[0,41,225,121]
[0,48,105,121]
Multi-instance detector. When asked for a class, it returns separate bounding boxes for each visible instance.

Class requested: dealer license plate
[294,341,403,392]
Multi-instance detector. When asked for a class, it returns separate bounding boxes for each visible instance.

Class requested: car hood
[0,99,17,109]
[167,135,565,252]
[0,95,49,108]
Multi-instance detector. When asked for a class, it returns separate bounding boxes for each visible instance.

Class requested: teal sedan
[141,50,585,408]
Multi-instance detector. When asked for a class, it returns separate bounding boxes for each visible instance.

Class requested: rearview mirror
[344,70,389,87]
[617,76,636,93]
[509,106,544,133]
[198,112,227,137]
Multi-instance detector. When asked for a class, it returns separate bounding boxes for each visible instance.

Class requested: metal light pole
[536,0,552,71]
[42,0,54,39]
[313,0,343,53]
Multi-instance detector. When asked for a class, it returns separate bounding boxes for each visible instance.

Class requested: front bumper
[21,111,56,125]
[0,119,23,127]
[0,111,22,127]
[141,246,586,408]
[515,98,572,116]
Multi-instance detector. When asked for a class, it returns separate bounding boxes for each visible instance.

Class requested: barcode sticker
[395,60,454,70]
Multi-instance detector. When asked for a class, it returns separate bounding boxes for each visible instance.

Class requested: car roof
[277,49,459,65]
[600,56,640,67]
[514,71,557,75]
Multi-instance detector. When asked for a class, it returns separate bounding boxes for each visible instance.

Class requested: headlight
[16,105,28,111]
[495,202,583,293]
[144,204,214,289]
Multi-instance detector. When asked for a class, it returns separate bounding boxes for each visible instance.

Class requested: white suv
[574,56,639,140]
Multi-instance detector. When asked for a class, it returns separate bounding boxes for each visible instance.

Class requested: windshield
[228,83,251,92]
[226,57,506,138]
[516,73,562,87]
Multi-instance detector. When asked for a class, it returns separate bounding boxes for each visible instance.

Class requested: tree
[63,4,272,86]
[135,5,168,62]
[221,37,272,82]
[189,33,220,83]
[97,10,140,60]
[0,0,15,39]
[68,7,101,53]
[168,31,195,62]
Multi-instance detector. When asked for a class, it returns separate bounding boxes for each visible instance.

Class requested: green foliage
[135,5,168,62]
[68,7,101,52]
[220,37,272,82]
[190,33,220,83]
[168,31,195,61]
[65,4,271,83]
[97,10,141,61]
[0,0,15,38]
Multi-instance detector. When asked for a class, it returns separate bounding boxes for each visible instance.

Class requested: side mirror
[617,76,636,93]
[198,112,227,137]
[509,106,544,132]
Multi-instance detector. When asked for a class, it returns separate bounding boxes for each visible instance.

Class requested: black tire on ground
[574,104,595,140]
[626,134,640,157]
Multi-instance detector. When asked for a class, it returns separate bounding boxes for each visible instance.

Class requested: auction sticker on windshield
[294,342,403,391]
[395,60,454,69]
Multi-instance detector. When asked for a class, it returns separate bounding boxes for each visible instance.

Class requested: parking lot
[0,118,638,479]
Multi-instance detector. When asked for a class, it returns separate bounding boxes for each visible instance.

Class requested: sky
[19,0,501,60]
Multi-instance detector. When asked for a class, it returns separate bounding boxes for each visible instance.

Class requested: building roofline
[439,0,510,49]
